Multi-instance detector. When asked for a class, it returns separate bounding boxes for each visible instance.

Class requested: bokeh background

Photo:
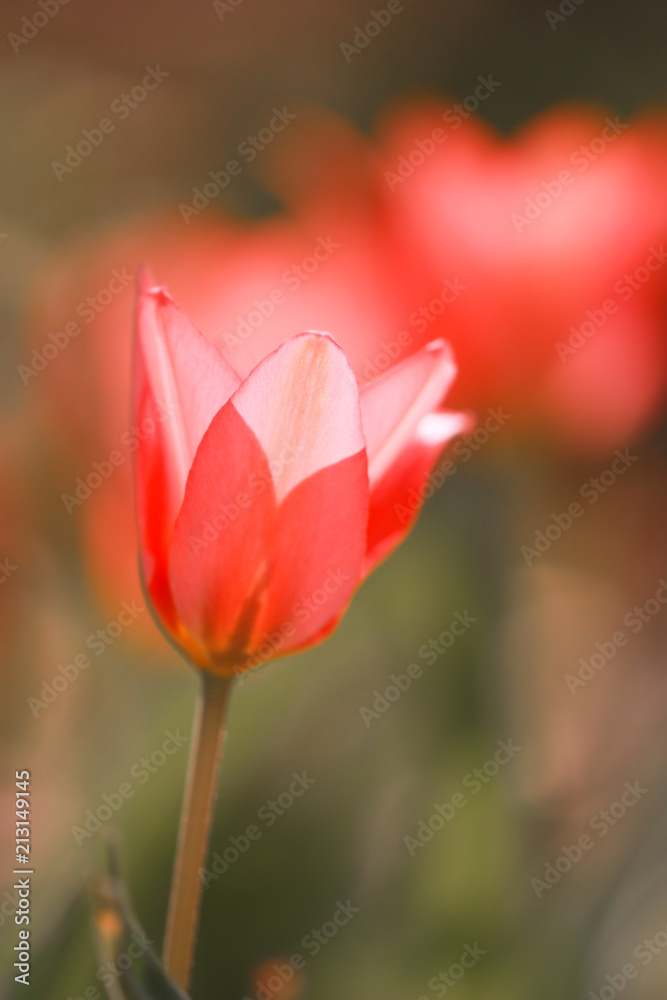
[2,1,667,998]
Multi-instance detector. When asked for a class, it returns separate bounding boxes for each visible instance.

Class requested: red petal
[135,276,241,495]
[365,411,471,574]
[167,332,369,672]
[133,274,240,634]
[246,452,369,659]
[231,332,365,502]
[167,403,277,669]
[360,339,457,487]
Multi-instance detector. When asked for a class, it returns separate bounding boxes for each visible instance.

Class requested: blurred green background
[2,2,667,999]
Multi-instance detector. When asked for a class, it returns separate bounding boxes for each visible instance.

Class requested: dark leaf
[90,840,190,1000]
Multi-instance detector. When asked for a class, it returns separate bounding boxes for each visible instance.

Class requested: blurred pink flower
[375,102,667,451]
[260,102,667,452]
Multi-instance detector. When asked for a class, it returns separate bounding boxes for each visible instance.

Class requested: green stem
[163,672,233,992]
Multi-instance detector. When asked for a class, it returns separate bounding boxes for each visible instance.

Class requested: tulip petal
[360,339,457,487]
[231,332,366,502]
[167,403,277,670]
[134,274,241,636]
[135,277,241,491]
[364,411,471,574]
[247,451,369,656]
[168,332,369,672]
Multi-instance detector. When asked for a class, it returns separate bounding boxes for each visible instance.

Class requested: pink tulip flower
[134,276,467,675]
